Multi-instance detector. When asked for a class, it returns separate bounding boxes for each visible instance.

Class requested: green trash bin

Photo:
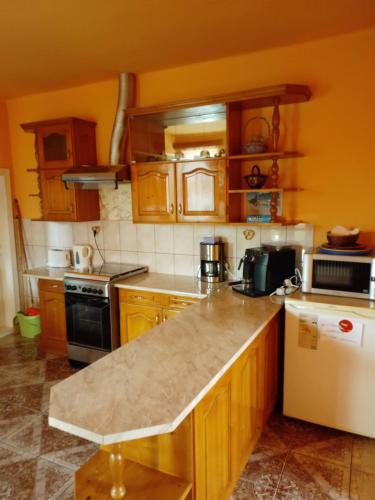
[16,312,41,338]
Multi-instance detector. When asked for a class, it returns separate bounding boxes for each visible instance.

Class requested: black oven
[64,278,120,366]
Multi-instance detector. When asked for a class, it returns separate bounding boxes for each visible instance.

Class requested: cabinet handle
[178,203,182,214]
[66,149,71,159]
[163,313,167,322]
[134,295,144,300]
[170,203,174,214]
[155,314,160,324]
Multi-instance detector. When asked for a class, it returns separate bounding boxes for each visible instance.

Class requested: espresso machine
[232,245,295,297]
[200,239,226,283]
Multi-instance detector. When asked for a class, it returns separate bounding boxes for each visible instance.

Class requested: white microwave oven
[302,251,375,300]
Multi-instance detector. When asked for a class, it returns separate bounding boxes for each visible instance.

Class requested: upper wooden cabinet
[131,162,176,222]
[21,117,100,222]
[176,160,226,222]
[131,159,226,223]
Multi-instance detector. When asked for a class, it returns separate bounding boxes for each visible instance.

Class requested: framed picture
[246,192,282,216]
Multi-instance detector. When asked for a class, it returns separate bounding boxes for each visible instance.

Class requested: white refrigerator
[284,294,375,437]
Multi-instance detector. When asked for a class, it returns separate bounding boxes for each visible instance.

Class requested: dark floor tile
[0,382,44,411]
[0,342,45,366]
[45,357,77,382]
[267,413,346,450]
[276,452,350,499]
[41,442,98,472]
[294,435,353,467]
[236,452,287,498]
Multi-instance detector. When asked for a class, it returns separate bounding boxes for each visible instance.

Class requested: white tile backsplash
[120,221,137,252]
[23,218,314,278]
[236,226,261,258]
[173,225,194,255]
[193,225,215,256]
[155,225,174,254]
[136,225,155,253]
[103,220,120,251]
[155,253,175,274]
[72,222,89,245]
[137,252,156,271]
[121,251,138,264]
[174,254,194,276]
[46,222,73,248]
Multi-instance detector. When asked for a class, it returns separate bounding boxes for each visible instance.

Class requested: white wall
[0,169,19,329]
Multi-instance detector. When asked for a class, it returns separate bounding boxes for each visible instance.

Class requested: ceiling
[1,0,374,99]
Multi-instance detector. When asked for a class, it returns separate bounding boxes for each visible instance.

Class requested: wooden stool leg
[109,444,126,499]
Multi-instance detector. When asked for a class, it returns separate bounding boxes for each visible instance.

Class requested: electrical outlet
[91,225,101,236]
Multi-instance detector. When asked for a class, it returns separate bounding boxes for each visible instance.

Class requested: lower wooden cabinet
[120,303,162,344]
[38,279,67,355]
[119,289,200,345]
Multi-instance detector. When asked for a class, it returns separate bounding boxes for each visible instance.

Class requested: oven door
[65,293,111,351]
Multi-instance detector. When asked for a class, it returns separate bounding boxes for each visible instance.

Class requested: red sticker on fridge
[338,320,353,333]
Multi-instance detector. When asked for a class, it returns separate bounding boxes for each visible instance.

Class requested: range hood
[61,164,130,189]
[61,73,135,189]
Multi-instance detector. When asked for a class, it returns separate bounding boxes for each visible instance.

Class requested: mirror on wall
[129,103,227,163]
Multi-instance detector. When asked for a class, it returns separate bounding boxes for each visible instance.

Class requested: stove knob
[66,285,72,290]
[98,290,103,295]
[93,289,98,294]
[71,285,77,291]
[82,287,87,292]
[87,288,92,293]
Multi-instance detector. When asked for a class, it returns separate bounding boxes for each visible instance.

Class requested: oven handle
[65,293,109,306]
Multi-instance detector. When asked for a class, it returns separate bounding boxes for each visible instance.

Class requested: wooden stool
[75,449,192,500]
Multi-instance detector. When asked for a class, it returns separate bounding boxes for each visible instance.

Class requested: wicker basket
[243,116,270,154]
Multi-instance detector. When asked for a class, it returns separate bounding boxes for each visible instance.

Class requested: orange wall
[6,27,375,245]
[0,101,12,169]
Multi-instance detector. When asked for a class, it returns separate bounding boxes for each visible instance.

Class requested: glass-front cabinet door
[37,124,74,169]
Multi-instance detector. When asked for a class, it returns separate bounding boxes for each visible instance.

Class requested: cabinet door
[37,124,74,169]
[120,303,162,345]
[176,160,226,222]
[231,338,262,476]
[40,169,76,221]
[194,370,232,500]
[131,163,176,222]
[39,285,67,356]
[263,316,279,423]
[162,307,181,321]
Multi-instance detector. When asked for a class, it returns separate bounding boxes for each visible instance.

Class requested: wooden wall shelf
[228,151,300,161]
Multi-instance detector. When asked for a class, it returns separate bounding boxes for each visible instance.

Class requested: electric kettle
[73,245,93,271]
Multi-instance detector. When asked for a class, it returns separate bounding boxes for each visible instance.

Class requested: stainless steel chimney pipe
[109,72,136,165]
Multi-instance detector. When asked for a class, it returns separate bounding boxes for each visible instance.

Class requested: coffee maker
[200,240,226,283]
[232,245,295,297]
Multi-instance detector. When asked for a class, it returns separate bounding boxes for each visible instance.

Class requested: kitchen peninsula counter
[49,285,282,443]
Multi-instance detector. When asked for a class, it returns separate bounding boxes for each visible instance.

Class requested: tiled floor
[1,332,375,499]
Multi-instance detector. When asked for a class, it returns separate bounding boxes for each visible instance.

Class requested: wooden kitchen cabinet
[119,289,201,345]
[131,162,176,223]
[131,159,226,223]
[176,159,226,222]
[38,279,67,356]
[21,117,100,222]
[120,303,162,344]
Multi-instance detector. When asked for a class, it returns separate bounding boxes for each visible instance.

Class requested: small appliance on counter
[232,245,295,297]
[73,244,93,271]
[47,249,71,268]
[200,237,226,283]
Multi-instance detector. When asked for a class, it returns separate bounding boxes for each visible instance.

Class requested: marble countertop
[49,285,283,445]
[23,266,68,281]
[115,272,218,298]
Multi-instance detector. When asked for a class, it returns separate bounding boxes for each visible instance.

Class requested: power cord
[269,267,302,296]
[92,227,105,264]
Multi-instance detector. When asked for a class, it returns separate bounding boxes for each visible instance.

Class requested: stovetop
[64,262,148,282]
